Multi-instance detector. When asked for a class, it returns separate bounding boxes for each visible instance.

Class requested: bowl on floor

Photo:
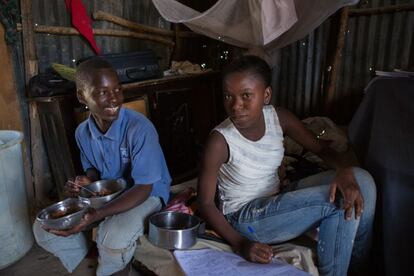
[148,211,202,250]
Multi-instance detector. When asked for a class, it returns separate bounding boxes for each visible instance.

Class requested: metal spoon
[68,180,96,196]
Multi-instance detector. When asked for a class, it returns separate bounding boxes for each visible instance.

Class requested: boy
[33,57,171,275]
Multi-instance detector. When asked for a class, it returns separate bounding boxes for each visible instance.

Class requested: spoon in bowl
[68,180,96,196]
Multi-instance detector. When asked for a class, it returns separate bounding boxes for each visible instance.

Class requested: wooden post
[20,0,37,82]
[324,7,349,115]
[21,0,52,205]
[172,24,182,62]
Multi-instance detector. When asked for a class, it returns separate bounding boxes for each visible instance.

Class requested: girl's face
[223,71,271,130]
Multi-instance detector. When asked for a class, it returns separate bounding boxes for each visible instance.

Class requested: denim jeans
[33,196,162,276]
[225,167,376,276]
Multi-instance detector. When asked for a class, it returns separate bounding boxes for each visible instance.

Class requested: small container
[148,211,201,250]
[79,179,127,208]
[36,198,90,230]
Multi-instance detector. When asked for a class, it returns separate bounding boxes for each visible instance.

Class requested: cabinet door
[150,88,197,181]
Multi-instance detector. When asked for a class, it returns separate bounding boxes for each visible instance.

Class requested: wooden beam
[93,10,174,37]
[324,7,349,115]
[349,4,414,16]
[20,0,37,82]
[92,10,199,39]
[16,23,175,48]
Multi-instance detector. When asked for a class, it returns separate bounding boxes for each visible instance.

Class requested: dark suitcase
[99,50,162,83]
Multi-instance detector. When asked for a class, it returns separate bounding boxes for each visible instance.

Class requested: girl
[197,55,376,276]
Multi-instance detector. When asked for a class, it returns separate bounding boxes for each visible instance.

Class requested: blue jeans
[33,196,162,275]
[225,167,376,276]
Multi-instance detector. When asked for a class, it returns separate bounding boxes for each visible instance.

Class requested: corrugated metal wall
[28,0,414,123]
[272,0,414,123]
[271,20,332,119]
[31,0,171,72]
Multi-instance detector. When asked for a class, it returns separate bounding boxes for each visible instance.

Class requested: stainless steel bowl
[148,211,201,250]
[79,179,127,208]
[36,198,90,230]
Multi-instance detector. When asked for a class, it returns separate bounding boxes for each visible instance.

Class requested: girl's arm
[276,107,363,220]
[197,131,273,263]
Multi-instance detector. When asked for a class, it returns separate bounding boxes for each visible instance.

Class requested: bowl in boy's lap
[36,198,90,230]
[78,179,127,208]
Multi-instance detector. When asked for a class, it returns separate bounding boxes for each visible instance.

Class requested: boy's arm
[197,131,273,263]
[276,107,363,220]
[94,183,152,219]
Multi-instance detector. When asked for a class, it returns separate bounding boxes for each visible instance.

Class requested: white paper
[174,248,309,276]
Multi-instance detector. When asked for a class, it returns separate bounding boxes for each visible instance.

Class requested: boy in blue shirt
[33,57,171,275]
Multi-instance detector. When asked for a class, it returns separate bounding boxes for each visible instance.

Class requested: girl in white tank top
[214,105,284,215]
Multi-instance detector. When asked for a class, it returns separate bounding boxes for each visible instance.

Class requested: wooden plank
[20,0,37,82]
[38,102,76,199]
[20,0,54,205]
[93,10,199,39]
[349,4,414,16]
[93,10,175,37]
[324,7,349,115]
[16,23,175,48]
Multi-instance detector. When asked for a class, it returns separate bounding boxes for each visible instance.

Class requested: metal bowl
[79,179,127,208]
[36,198,90,230]
[148,211,201,250]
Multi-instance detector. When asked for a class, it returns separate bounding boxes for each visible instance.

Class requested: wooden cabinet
[32,72,223,197]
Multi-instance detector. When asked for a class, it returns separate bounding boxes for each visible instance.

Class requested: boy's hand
[65,175,92,197]
[239,239,273,263]
[43,208,99,237]
[329,167,364,220]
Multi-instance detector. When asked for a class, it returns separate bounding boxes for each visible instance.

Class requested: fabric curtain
[152,0,358,65]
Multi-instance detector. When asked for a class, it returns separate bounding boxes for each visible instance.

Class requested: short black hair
[75,57,115,91]
[222,55,271,87]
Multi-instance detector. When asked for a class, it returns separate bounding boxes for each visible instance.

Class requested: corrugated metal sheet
[23,0,414,123]
[271,0,414,123]
[31,0,171,72]
[271,19,332,119]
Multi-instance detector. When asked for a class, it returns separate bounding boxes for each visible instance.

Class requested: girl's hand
[238,239,273,263]
[329,167,364,220]
[65,175,92,196]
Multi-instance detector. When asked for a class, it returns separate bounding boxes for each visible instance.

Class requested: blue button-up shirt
[75,107,171,204]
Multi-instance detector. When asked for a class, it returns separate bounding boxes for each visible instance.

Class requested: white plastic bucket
[0,130,33,269]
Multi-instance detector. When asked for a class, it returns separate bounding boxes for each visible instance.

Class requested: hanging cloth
[152,0,297,48]
[65,0,101,54]
[152,0,358,64]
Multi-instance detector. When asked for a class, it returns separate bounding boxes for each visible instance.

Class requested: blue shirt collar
[87,107,125,141]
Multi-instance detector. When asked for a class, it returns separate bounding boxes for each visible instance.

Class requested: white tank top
[214,105,285,215]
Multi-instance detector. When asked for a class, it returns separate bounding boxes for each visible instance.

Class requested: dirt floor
[1,244,142,276]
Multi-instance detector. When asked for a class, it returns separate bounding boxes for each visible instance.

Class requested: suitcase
[95,50,161,83]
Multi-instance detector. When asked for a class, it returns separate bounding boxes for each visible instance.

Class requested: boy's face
[223,71,271,130]
[77,68,123,132]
